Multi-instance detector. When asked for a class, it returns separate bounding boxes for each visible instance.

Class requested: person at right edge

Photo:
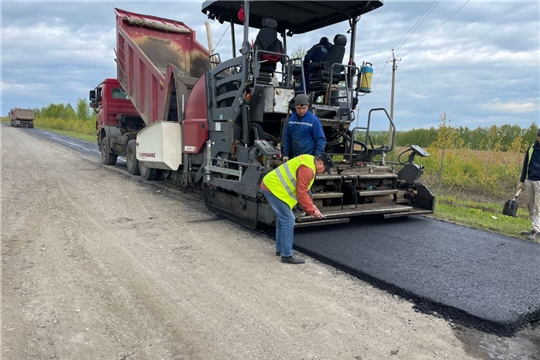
[518,128,540,241]
[282,94,326,162]
[260,153,333,264]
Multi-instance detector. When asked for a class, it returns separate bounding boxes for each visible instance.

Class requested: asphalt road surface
[293,217,540,335]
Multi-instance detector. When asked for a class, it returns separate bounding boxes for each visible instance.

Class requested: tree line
[366,113,536,153]
[34,98,96,122]
[394,120,538,152]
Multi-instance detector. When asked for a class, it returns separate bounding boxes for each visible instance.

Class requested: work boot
[281,255,305,264]
[293,206,306,219]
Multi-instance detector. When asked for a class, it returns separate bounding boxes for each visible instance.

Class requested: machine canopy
[202,0,384,34]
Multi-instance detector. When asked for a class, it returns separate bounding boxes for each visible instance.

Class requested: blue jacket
[303,40,332,68]
[521,141,540,182]
[283,111,326,158]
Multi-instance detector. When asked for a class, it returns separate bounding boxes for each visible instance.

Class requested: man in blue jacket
[518,129,540,241]
[299,37,333,93]
[282,94,326,162]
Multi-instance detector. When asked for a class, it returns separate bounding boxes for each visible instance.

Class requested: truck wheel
[126,139,140,175]
[139,162,161,180]
[100,136,117,165]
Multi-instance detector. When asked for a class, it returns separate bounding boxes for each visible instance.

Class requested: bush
[36,116,95,136]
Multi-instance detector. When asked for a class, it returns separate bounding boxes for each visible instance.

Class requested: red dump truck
[90,2,435,229]
[10,108,35,128]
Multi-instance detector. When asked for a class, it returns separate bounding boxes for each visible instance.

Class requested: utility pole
[388,50,401,146]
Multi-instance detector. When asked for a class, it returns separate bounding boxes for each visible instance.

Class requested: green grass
[37,127,96,143]
[430,195,534,241]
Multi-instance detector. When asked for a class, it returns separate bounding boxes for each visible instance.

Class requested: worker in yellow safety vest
[260,153,333,264]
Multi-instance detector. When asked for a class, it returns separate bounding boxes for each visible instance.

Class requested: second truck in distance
[9,108,35,128]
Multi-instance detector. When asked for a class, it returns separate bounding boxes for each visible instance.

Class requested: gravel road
[2,126,539,359]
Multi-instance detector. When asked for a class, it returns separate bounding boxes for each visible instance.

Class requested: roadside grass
[431,194,533,241]
[37,127,96,143]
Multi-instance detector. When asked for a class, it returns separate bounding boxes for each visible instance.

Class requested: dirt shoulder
[2,126,538,359]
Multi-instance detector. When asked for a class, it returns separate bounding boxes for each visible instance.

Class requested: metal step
[294,217,350,228]
[384,209,434,218]
[357,189,398,196]
[315,174,345,181]
[312,192,343,199]
[357,173,398,180]
[315,173,398,181]
[296,203,413,223]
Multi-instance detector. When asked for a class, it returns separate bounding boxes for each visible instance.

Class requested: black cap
[318,153,333,174]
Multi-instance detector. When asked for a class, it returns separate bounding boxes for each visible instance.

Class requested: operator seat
[309,34,347,90]
[254,17,284,83]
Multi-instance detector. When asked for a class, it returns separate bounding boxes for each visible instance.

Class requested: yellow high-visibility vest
[263,154,316,209]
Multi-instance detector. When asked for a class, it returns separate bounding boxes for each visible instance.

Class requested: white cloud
[485,100,539,113]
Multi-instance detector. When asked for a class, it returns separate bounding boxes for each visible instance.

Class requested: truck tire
[139,161,161,180]
[100,136,117,165]
[126,139,140,175]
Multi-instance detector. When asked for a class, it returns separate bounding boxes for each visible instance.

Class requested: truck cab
[89,78,145,170]
[89,78,142,134]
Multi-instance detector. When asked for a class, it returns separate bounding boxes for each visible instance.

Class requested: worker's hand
[518,182,525,191]
[282,156,289,162]
[311,209,324,219]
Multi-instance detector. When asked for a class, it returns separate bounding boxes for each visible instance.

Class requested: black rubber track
[292,215,540,336]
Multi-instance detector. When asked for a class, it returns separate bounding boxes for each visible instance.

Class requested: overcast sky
[1,0,539,131]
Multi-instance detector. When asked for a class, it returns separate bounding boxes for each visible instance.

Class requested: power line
[394,0,440,52]
[402,0,470,59]
[358,56,392,108]
[213,24,231,52]
[368,55,391,90]
[357,0,470,124]
[358,49,393,59]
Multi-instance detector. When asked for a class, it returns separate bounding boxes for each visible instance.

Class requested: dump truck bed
[11,108,35,120]
[114,8,210,125]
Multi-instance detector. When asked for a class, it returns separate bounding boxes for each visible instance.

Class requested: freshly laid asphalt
[293,215,540,335]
